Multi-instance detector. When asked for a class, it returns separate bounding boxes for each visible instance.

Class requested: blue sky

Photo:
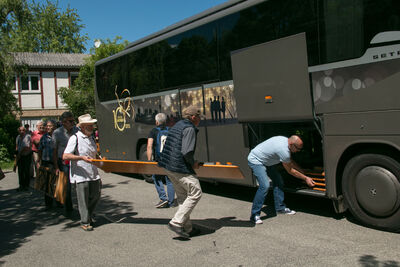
[37,0,228,52]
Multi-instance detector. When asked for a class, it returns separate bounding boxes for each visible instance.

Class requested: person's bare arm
[282,161,315,187]
[146,138,154,161]
[63,153,92,163]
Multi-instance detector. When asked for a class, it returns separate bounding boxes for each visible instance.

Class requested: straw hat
[78,114,97,125]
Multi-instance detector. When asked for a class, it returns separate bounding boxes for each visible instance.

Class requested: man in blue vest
[146,113,175,208]
[158,106,203,239]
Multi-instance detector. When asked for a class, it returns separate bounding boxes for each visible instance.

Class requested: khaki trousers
[165,169,202,233]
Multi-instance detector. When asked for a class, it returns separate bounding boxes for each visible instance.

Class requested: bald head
[288,135,303,153]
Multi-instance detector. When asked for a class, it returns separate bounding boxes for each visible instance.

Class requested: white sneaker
[277,208,296,215]
[251,215,263,224]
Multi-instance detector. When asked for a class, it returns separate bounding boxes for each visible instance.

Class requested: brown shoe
[81,224,93,231]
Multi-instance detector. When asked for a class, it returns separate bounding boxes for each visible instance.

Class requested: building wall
[42,71,57,109]
[56,72,69,108]
[14,69,81,129]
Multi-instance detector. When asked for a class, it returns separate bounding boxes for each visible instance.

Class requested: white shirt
[64,131,100,184]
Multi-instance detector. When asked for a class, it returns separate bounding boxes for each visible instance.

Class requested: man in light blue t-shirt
[248,135,315,224]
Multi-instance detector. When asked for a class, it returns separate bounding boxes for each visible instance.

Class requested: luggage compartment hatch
[230,33,313,122]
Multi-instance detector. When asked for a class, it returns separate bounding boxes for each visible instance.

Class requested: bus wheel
[139,144,154,183]
[342,154,400,232]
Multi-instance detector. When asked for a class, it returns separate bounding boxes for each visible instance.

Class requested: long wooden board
[91,159,245,179]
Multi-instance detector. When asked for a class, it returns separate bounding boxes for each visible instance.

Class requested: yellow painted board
[91,159,245,179]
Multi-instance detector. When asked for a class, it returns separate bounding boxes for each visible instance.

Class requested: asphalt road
[0,169,399,266]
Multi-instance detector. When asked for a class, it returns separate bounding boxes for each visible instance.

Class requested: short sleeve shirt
[248,136,291,166]
[64,131,100,184]
[148,125,167,161]
[31,130,44,152]
[148,126,167,147]
[53,126,78,158]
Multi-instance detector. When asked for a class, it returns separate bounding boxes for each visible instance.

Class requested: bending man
[248,135,315,224]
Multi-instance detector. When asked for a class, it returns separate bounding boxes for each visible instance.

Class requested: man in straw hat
[158,105,203,239]
[63,114,101,231]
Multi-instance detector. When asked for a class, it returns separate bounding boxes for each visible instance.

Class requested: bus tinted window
[164,21,218,89]
[319,0,400,64]
[218,0,319,81]
[96,0,400,103]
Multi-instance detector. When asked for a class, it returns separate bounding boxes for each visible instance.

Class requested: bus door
[230,32,314,123]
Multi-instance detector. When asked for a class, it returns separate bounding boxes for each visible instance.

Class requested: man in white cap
[63,114,101,231]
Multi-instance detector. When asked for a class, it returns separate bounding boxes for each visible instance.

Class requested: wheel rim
[355,166,400,217]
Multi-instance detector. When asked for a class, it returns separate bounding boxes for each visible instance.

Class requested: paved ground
[0,169,399,266]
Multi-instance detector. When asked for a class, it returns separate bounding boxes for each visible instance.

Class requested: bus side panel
[96,101,150,161]
[323,111,400,199]
[314,59,400,114]
[205,123,254,186]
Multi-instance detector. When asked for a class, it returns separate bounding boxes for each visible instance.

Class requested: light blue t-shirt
[248,136,291,166]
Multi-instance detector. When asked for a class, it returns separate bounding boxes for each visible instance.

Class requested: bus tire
[342,154,400,232]
[139,144,154,183]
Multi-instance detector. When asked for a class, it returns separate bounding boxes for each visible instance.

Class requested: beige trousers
[165,169,202,233]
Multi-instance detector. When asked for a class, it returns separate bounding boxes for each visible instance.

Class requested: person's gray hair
[155,113,167,125]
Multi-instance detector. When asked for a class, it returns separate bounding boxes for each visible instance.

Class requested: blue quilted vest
[158,119,196,174]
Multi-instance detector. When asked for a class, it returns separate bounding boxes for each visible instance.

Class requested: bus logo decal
[112,86,134,131]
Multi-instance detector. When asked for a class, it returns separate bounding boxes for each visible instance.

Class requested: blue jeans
[249,161,286,218]
[153,175,175,205]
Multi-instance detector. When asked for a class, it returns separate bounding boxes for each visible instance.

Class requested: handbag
[54,171,67,204]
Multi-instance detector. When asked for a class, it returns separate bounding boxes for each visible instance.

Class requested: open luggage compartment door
[231,33,313,122]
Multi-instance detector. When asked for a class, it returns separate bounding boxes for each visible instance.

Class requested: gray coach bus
[94,0,400,231]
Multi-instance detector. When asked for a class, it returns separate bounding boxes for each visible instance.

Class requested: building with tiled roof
[12,52,90,128]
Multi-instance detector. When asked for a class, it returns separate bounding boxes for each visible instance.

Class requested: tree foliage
[3,0,88,53]
[59,37,128,118]
[0,0,26,160]
[0,0,89,160]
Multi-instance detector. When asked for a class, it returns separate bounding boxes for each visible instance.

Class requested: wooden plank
[91,159,245,179]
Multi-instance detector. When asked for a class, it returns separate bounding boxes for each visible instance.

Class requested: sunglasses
[293,144,302,150]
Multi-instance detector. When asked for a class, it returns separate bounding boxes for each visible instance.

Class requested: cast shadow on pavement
[89,214,254,238]
[359,255,399,267]
[0,187,70,258]
[200,181,342,220]
[0,186,136,258]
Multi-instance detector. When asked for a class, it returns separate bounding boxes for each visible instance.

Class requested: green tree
[0,0,26,160]
[0,0,88,161]
[59,37,128,117]
[3,0,88,53]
